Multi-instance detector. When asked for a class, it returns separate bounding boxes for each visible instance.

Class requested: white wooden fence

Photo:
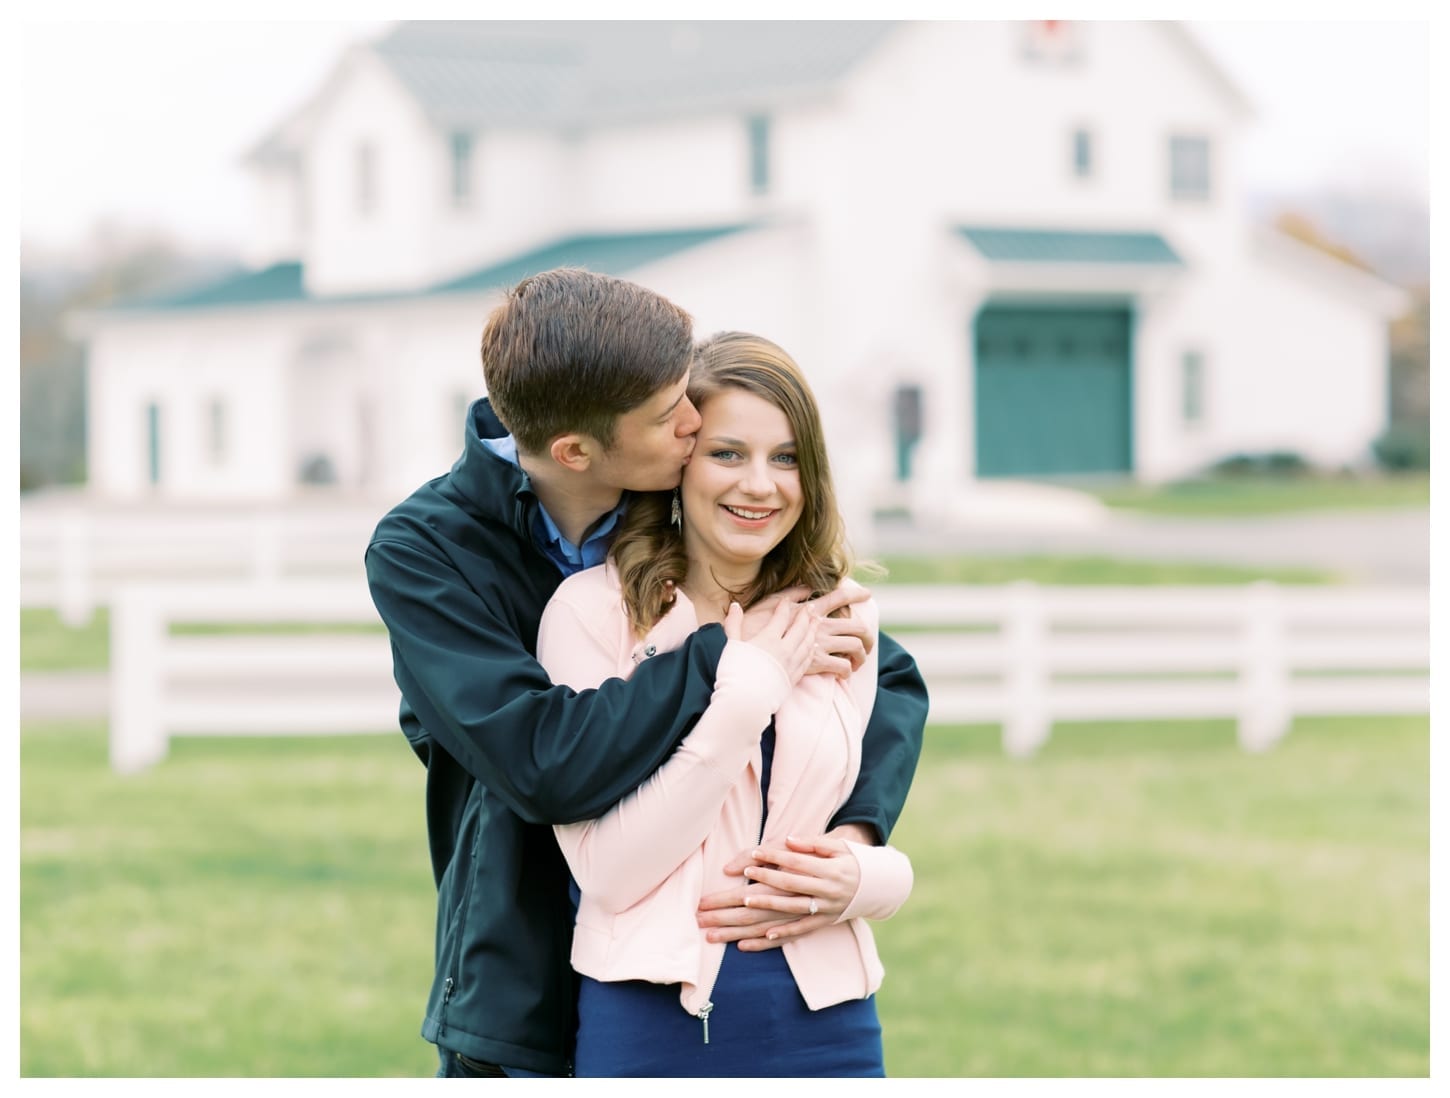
[106,580,1429,773]
[109,581,398,774]
[20,506,378,626]
[875,582,1429,755]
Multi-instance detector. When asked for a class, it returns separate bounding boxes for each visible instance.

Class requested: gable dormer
[243,22,898,298]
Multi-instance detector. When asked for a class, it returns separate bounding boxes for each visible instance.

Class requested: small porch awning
[951,226,1185,298]
[957,226,1184,265]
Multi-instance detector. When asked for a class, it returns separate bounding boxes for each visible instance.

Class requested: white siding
[572,115,764,229]
[302,53,440,295]
[242,160,306,268]
[88,320,291,500]
[1215,247,1390,468]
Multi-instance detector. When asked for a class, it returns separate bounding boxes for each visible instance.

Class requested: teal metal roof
[116,262,307,309]
[958,227,1183,265]
[103,225,752,313]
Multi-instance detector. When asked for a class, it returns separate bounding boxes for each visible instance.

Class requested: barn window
[145,402,162,486]
[1182,350,1206,426]
[1169,135,1211,201]
[747,115,772,195]
[1072,128,1093,179]
[450,131,474,208]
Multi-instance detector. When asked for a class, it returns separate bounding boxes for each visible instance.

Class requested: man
[365,268,926,1077]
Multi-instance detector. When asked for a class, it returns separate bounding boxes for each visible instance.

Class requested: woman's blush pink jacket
[536,564,914,1021]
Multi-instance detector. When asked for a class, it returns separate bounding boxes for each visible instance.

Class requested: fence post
[1238,581,1290,752]
[57,511,94,627]
[110,586,169,774]
[1002,581,1050,757]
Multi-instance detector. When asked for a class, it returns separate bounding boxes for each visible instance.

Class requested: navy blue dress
[572,724,886,1078]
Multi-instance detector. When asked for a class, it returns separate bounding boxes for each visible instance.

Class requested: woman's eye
[709,449,741,461]
[773,452,798,466]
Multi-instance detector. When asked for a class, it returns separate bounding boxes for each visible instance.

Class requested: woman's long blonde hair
[610,332,853,635]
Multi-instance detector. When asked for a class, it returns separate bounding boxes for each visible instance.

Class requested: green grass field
[20,607,113,671]
[18,609,390,673]
[874,555,1333,586]
[1087,473,1429,516]
[20,716,1427,1077]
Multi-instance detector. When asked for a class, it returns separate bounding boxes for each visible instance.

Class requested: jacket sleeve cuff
[838,839,914,922]
[714,640,794,714]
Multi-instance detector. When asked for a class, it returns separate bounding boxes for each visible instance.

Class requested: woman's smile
[720,504,779,526]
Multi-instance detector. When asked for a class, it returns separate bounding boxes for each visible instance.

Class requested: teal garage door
[973,306,1133,477]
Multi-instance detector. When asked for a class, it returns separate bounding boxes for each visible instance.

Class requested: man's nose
[676,398,702,436]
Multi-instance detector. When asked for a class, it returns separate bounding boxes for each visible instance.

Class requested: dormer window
[450,131,474,209]
[356,142,378,216]
[1169,135,1212,201]
[1071,127,1094,179]
[747,114,771,196]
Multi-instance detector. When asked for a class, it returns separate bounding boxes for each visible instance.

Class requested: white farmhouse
[77,19,1407,534]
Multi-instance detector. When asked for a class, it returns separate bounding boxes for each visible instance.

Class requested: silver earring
[670,488,682,530]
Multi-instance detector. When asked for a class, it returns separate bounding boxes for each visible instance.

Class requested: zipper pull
[442,976,454,1005]
[696,1001,714,1045]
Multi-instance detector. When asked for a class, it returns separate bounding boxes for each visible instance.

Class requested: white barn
[76,19,1407,533]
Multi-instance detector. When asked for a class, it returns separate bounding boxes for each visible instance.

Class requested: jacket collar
[445,398,539,538]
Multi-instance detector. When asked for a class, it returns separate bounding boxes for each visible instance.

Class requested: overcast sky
[17,18,1431,257]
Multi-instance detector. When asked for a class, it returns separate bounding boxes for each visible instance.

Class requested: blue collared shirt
[481,434,627,576]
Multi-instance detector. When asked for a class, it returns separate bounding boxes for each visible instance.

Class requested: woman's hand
[739,836,860,942]
[696,833,865,950]
[725,600,816,685]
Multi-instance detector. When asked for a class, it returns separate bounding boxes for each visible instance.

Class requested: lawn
[20,715,1428,1077]
[20,723,437,1078]
[1086,473,1429,516]
[20,607,112,671]
[877,717,1428,1076]
[19,608,387,674]
[873,555,1333,587]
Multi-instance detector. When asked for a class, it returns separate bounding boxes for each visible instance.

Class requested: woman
[536,332,913,1077]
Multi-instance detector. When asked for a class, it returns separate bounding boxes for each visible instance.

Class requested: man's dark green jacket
[364,399,927,1075]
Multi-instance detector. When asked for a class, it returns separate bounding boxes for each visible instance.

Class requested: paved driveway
[21,672,110,720]
[874,506,1430,585]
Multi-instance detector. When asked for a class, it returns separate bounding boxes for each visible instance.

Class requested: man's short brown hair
[479,268,694,453]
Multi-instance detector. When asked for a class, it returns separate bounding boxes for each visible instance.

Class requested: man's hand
[696,825,876,950]
[740,584,873,679]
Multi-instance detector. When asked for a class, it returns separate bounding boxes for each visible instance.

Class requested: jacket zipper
[439,976,455,1038]
[695,736,771,1045]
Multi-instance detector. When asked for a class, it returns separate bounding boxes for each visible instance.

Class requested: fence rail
[108,581,396,773]
[873,582,1428,755]
[21,507,379,625]
[105,580,1429,773]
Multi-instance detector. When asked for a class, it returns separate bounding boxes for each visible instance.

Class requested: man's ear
[548,433,595,472]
